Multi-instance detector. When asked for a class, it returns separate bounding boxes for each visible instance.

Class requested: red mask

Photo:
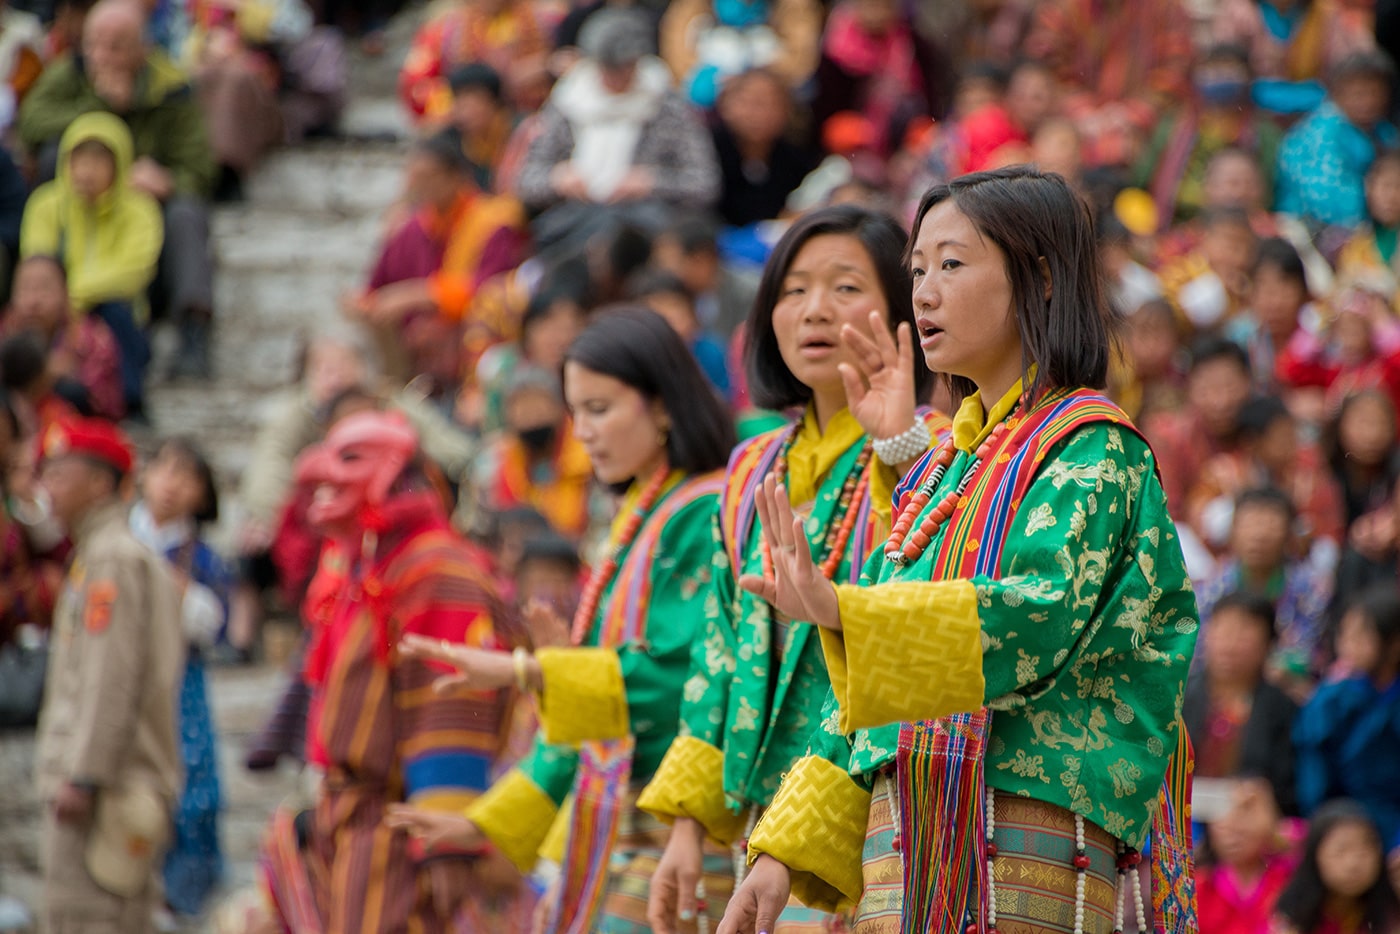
[298,411,419,536]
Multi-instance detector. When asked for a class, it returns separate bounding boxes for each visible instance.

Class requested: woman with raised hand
[386,307,736,933]
[637,206,950,934]
[720,166,1201,934]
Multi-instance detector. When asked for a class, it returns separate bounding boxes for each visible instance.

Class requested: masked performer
[257,410,530,933]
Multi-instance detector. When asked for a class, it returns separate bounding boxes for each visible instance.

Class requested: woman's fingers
[399,634,466,668]
[383,805,429,832]
[867,310,902,368]
[841,321,885,378]
[738,574,778,605]
[432,673,472,695]
[752,473,784,561]
[894,321,915,375]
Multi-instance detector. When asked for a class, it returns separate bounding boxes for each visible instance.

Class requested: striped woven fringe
[895,713,991,934]
[1150,729,1198,933]
[551,737,636,934]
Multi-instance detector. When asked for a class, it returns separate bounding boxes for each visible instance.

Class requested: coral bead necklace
[569,462,673,644]
[760,427,874,581]
[885,418,1014,566]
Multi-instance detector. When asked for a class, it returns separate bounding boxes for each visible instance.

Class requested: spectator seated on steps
[19,0,218,382]
[19,112,161,420]
[1,255,123,422]
[515,8,721,257]
[347,129,528,382]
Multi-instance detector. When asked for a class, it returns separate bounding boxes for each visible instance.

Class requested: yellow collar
[609,470,684,542]
[786,406,866,507]
[951,375,1027,453]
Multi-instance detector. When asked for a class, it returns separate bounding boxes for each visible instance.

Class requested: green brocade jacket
[745,383,1201,912]
[465,473,721,872]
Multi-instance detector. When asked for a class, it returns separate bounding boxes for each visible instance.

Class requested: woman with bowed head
[719,166,1201,934]
[386,307,737,933]
[637,206,951,934]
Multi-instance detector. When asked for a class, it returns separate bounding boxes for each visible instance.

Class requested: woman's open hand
[738,475,841,631]
[398,635,517,692]
[839,311,919,444]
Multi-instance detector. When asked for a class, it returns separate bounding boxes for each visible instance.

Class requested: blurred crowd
[6,0,1400,929]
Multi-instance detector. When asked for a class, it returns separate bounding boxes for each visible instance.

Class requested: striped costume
[640,407,951,932]
[747,383,1200,934]
[259,491,533,933]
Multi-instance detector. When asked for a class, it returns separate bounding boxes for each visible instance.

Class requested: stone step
[214,266,354,334]
[239,141,406,218]
[213,205,386,274]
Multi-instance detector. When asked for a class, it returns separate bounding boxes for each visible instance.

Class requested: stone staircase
[0,13,425,931]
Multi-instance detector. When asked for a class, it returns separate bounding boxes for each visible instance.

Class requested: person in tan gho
[33,416,183,934]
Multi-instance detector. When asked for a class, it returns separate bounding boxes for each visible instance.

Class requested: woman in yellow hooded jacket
[20,111,163,415]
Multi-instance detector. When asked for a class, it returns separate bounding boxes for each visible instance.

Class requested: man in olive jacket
[19,0,217,384]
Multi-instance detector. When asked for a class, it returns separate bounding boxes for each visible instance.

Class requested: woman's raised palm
[839,312,919,442]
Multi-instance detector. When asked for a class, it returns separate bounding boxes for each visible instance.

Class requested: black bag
[0,642,47,727]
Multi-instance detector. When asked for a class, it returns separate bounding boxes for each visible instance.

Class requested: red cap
[40,417,135,476]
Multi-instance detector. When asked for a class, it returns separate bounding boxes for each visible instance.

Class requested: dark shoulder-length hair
[1274,800,1400,932]
[564,306,736,478]
[745,205,935,411]
[909,165,1115,404]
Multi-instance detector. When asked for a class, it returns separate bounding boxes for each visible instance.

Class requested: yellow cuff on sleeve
[832,579,984,732]
[539,793,575,864]
[536,646,629,745]
[465,769,559,873]
[637,736,747,845]
[746,755,870,913]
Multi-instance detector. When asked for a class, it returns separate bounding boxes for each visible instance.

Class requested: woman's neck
[811,385,848,433]
[976,372,1021,420]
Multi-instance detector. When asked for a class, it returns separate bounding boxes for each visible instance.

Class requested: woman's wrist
[871,420,930,466]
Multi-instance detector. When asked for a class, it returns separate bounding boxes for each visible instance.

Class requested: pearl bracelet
[872,420,931,465]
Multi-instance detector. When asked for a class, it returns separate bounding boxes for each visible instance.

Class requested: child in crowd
[1108,297,1183,421]
[626,268,731,399]
[19,113,162,420]
[514,532,582,625]
[1324,390,1400,530]
[2,256,123,422]
[1230,237,1318,391]
[130,438,232,917]
[1296,586,1400,853]
[1184,591,1299,811]
[1146,336,1254,513]
[651,213,756,341]
[1196,488,1333,690]
[1336,150,1400,310]
[1273,800,1400,934]
[469,285,587,435]
[1196,778,1299,933]
[470,367,593,540]
[1161,206,1259,334]
[1278,280,1400,422]
[1188,395,1344,565]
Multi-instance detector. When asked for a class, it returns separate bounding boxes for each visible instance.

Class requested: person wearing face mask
[470,367,596,541]
[1211,0,1376,116]
[386,308,739,933]
[1135,44,1283,229]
